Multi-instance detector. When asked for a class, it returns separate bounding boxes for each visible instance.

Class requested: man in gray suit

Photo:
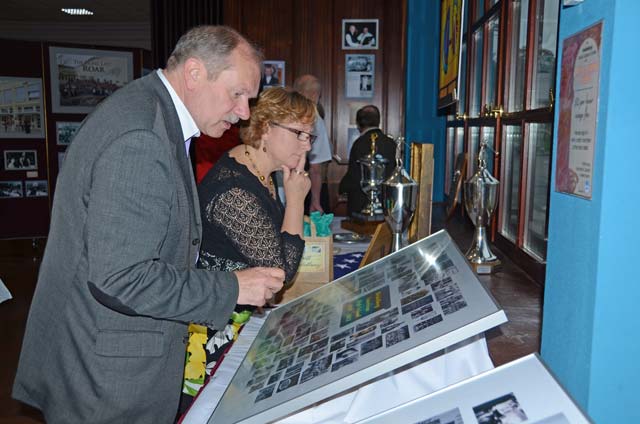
[13,26,284,423]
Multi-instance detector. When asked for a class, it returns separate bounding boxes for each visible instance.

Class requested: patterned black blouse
[197,151,305,283]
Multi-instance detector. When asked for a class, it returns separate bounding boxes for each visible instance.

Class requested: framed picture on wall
[342,19,379,50]
[4,150,37,171]
[438,0,465,109]
[49,46,134,114]
[0,77,45,139]
[0,181,23,198]
[25,180,48,197]
[56,121,82,145]
[345,54,375,98]
[260,61,285,91]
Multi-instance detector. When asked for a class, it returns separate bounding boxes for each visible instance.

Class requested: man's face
[264,66,274,76]
[349,25,356,34]
[363,27,369,34]
[188,48,260,138]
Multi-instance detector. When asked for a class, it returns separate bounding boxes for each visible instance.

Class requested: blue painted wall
[405,0,447,202]
[541,0,640,422]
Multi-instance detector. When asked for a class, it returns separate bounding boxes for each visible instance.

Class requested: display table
[182,314,494,424]
[182,229,504,424]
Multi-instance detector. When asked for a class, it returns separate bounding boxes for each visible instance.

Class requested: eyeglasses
[270,122,317,144]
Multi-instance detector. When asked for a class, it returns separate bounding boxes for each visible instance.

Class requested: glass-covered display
[484,15,500,110]
[505,0,529,112]
[445,127,456,195]
[207,230,507,424]
[523,123,552,261]
[530,0,559,109]
[470,27,484,117]
[499,125,523,243]
[457,40,468,116]
[354,354,592,423]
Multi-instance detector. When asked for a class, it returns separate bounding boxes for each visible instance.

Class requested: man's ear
[183,58,204,90]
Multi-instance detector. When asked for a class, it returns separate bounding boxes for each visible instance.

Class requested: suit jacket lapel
[147,74,203,258]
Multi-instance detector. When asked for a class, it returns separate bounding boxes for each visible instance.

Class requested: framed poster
[555,22,603,199]
[207,230,507,423]
[345,54,375,99]
[56,121,82,145]
[25,180,48,197]
[438,0,465,109]
[354,354,592,423]
[0,77,45,138]
[0,181,23,198]
[260,61,285,91]
[342,19,379,50]
[4,149,37,171]
[49,46,134,114]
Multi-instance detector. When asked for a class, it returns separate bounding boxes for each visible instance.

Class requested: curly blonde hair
[240,87,316,148]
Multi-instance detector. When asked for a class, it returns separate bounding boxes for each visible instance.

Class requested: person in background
[339,105,396,217]
[293,74,332,213]
[357,26,375,46]
[193,125,241,184]
[181,87,314,410]
[345,24,360,47]
[260,63,280,90]
[12,25,285,424]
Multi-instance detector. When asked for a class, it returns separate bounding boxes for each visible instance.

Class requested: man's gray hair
[166,25,263,80]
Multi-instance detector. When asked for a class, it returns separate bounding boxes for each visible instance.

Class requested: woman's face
[264,120,313,170]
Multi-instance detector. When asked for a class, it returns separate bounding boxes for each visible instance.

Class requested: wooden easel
[359,222,392,268]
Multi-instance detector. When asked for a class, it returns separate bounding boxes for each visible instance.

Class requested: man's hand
[234,267,285,306]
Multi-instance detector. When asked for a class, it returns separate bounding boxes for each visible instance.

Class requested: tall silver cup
[358,153,387,217]
[463,141,500,273]
[382,136,418,252]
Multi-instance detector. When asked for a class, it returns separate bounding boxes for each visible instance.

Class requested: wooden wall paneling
[0,39,50,239]
[223,0,406,214]
[382,0,407,138]
[239,0,295,63]
[151,0,223,69]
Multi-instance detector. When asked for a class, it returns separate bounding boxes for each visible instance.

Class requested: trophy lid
[357,131,388,166]
[382,136,418,188]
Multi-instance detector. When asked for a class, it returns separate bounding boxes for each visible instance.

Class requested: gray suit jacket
[13,73,239,423]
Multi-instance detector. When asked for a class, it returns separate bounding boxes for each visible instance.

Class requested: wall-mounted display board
[354,354,592,424]
[0,38,143,240]
[206,229,507,424]
[0,39,50,239]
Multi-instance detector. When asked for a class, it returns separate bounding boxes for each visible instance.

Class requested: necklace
[244,145,275,197]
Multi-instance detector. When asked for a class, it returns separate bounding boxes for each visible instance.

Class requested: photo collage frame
[208,230,507,424]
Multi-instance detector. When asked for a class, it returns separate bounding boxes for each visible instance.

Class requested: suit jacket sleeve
[85,130,237,329]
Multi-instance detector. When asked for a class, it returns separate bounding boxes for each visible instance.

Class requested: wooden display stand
[408,142,435,243]
[277,218,334,304]
[359,222,393,267]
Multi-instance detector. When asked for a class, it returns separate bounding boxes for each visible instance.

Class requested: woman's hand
[281,154,311,205]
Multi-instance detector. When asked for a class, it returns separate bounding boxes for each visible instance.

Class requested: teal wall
[405,0,447,202]
[542,0,640,422]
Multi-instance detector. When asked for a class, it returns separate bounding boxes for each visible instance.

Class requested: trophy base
[341,218,381,235]
[352,212,385,222]
[469,259,502,275]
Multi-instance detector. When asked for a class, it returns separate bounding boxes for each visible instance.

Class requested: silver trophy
[464,140,501,274]
[382,136,418,252]
[356,132,388,220]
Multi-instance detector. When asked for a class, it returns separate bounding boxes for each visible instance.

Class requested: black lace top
[197,151,305,283]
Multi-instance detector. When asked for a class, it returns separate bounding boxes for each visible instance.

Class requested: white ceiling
[2,0,150,22]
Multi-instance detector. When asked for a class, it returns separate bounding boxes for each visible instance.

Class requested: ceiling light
[61,8,94,16]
